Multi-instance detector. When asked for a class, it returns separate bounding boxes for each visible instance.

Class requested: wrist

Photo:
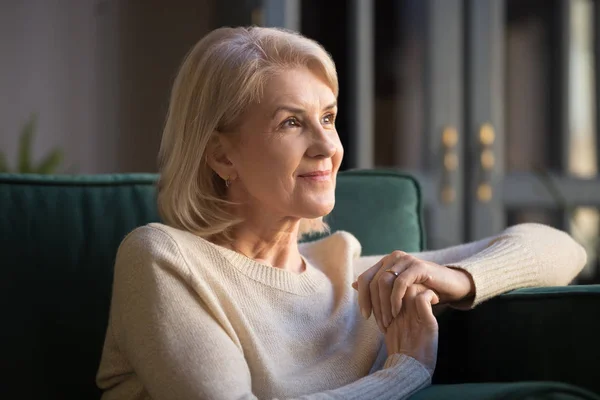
[448,266,475,299]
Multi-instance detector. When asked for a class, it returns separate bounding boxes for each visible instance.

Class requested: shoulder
[120,222,206,254]
[301,230,362,257]
[115,223,207,281]
[119,223,179,258]
[300,231,363,265]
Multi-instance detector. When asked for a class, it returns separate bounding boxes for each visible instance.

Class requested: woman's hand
[385,284,439,376]
[353,251,475,332]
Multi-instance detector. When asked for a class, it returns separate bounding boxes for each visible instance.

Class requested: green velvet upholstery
[308,169,425,254]
[410,382,600,400]
[0,174,161,399]
[0,170,422,399]
[0,170,598,400]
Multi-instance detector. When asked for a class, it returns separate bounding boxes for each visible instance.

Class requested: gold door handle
[441,127,458,204]
[477,123,494,202]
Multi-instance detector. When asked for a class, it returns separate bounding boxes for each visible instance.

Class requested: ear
[205,133,237,181]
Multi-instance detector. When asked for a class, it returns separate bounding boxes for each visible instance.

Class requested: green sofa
[1,170,599,400]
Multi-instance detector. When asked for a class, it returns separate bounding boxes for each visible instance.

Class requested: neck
[223,218,305,274]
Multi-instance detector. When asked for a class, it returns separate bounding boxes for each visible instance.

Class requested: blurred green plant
[0,115,64,174]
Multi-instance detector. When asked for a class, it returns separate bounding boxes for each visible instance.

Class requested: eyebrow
[271,101,338,119]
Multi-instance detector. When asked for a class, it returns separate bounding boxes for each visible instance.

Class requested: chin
[302,200,335,218]
[294,189,336,217]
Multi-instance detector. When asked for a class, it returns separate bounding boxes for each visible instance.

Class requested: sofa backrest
[0,169,423,399]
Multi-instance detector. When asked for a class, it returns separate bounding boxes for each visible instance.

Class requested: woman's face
[225,67,343,222]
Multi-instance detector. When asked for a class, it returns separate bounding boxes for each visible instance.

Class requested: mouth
[298,170,332,181]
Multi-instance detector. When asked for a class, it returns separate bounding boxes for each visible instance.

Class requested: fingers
[415,289,440,326]
[390,263,431,319]
[372,252,411,332]
[352,251,425,333]
[356,252,406,332]
[402,284,420,316]
[369,264,386,332]
[355,251,435,334]
[378,272,394,329]
[378,260,411,329]
[356,258,384,320]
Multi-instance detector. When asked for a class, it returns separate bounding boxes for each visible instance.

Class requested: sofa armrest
[434,285,600,394]
[410,382,600,400]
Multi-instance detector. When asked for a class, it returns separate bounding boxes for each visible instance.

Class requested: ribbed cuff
[383,353,432,378]
[328,353,432,400]
[447,235,540,309]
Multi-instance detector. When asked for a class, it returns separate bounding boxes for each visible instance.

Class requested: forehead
[261,68,336,108]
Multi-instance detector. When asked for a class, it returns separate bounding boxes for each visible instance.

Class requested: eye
[281,117,301,129]
[322,113,336,125]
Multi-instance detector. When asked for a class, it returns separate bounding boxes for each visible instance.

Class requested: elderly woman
[96,27,586,400]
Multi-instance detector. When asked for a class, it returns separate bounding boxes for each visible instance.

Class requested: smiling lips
[298,170,332,181]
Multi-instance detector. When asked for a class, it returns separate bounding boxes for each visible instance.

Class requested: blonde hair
[157,26,338,242]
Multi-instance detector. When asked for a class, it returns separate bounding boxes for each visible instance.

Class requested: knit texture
[97,223,586,399]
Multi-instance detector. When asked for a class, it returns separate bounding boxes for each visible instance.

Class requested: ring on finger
[384,269,399,277]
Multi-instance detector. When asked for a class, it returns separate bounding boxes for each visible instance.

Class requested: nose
[306,124,337,159]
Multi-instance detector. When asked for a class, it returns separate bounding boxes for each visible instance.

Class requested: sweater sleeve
[357,223,587,307]
[99,228,431,400]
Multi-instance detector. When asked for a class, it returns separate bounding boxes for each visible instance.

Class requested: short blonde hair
[157,26,338,242]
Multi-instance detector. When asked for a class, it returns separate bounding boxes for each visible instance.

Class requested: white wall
[0,0,215,173]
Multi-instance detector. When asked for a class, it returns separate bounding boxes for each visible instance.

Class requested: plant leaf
[0,151,9,173]
[35,149,63,174]
[18,115,37,173]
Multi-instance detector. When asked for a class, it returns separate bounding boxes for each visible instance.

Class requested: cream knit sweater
[96,223,586,400]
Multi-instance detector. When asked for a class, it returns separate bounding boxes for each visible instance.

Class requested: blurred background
[1,0,599,282]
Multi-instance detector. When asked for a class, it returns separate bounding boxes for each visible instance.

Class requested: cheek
[332,136,344,171]
[257,143,299,173]
[237,138,303,190]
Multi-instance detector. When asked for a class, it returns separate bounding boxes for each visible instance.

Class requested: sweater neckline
[198,235,330,296]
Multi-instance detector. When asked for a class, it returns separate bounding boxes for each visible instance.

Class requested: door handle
[477,123,495,203]
[441,127,458,204]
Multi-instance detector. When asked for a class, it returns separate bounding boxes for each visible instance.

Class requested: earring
[225,176,231,188]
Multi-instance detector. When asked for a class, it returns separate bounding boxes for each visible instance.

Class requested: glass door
[466,0,600,281]
[372,0,467,250]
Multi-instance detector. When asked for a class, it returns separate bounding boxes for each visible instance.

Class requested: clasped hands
[352,250,475,333]
[352,251,475,373]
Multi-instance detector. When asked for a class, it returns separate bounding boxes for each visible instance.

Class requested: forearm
[356,223,587,307]
[295,354,430,400]
[422,223,587,306]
